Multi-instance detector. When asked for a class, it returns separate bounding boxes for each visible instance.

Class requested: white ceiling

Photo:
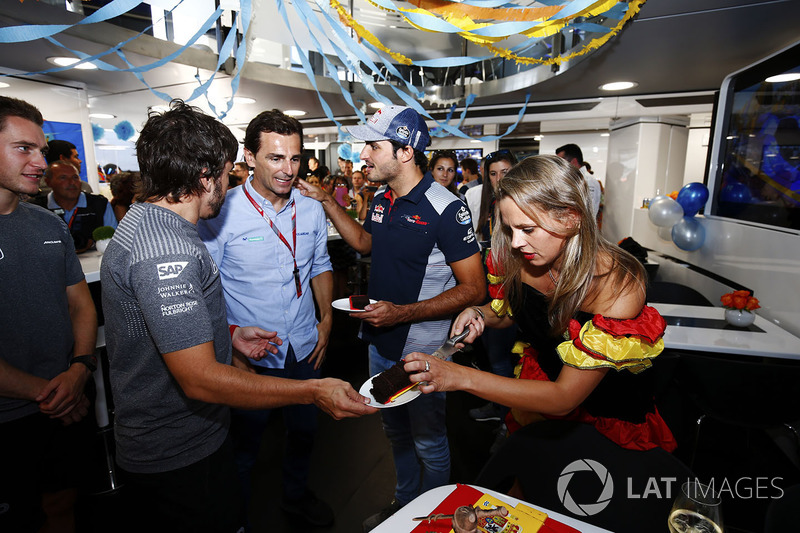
[1,0,799,139]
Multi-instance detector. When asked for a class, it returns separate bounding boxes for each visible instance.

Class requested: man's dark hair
[136,99,238,203]
[311,165,329,179]
[555,143,584,164]
[0,95,44,132]
[389,139,428,173]
[45,139,77,165]
[460,157,478,175]
[244,109,304,155]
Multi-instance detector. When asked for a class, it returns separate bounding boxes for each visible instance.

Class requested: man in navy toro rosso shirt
[297,106,485,530]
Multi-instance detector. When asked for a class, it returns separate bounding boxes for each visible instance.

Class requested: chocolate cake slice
[349,295,371,310]
[370,361,413,404]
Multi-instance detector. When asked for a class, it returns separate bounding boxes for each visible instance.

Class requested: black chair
[646,281,713,307]
[475,421,693,533]
[675,352,800,470]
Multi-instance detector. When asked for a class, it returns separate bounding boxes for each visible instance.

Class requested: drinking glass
[668,481,723,533]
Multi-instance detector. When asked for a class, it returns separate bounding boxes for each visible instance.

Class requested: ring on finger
[424,360,431,372]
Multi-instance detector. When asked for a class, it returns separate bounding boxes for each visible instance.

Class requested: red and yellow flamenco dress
[486,254,677,452]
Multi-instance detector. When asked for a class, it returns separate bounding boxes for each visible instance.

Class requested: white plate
[332,297,377,313]
[359,373,421,409]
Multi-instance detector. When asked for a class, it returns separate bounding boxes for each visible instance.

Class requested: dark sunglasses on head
[431,150,457,161]
[485,149,513,163]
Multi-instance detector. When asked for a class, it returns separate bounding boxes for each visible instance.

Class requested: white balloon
[648,197,684,227]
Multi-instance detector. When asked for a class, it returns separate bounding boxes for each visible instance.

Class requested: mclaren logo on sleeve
[157,261,189,280]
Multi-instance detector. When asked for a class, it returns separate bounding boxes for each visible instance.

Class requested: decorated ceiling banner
[333,0,646,66]
[1,0,646,140]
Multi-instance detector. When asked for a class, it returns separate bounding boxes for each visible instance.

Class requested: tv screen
[708,41,800,231]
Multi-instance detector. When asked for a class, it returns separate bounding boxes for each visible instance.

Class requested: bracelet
[69,354,97,373]
[229,324,239,338]
[472,306,485,319]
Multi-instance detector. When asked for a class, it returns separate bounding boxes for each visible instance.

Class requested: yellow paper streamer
[330,0,414,65]
[340,0,646,66]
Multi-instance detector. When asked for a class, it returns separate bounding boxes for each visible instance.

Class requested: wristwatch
[69,354,97,373]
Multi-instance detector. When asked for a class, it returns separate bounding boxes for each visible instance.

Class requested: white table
[79,249,103,283]
[652,303,800,361]
[373,484,613,533]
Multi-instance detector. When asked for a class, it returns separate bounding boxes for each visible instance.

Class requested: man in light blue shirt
[35,161,116,253]
[198,109,335,528]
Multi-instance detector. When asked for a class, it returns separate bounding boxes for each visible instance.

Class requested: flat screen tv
[707,40,800,232]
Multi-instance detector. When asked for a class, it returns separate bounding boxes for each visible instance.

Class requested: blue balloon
[675,182,709,217]
[671,216,705,251]
[719,182,752,204]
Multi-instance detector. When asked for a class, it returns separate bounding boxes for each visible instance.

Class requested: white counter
[652,303,800,361]
[79,250,103,284]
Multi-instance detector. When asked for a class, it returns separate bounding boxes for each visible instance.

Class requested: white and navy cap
[345,106,430,151]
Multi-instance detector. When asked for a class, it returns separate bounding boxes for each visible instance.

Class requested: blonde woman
[406,155,675,452]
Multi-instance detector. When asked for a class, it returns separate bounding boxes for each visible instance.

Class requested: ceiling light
[97,145,128,151]
[470,140,481,144]
[89,113,116,119]
[766,73,800,83]
[47,56,98,70]
[284,109,307,117]
[369,102,386,109]
[600,133,610,137]
[149,105,170,113]
[233,96,256,104]
[599,81,637,91]
[0,81,9,88]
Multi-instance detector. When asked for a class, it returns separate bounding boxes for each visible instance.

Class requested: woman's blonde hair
[491,155,644,334]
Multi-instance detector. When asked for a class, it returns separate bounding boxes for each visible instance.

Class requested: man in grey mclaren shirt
[101,100,375,532]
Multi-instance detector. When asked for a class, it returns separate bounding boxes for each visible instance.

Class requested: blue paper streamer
[0,0,143,43]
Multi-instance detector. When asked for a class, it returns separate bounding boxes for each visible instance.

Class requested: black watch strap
[70,354,97,373]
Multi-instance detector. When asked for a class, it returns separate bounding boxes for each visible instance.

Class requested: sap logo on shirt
[456,206,471,225]
[157,261,189,281]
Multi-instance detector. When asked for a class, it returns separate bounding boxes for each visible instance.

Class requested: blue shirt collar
[243,177,296,214]
[46,191,87,210]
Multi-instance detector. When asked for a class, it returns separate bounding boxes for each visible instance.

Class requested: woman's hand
[403,353,467,394]
[450,306,485,348]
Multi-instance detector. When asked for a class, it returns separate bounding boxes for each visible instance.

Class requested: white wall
[603,118,689,241]
[538,126,609,186]
[683,112,712,185]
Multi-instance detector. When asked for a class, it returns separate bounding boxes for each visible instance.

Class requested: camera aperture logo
[558,459,614,516]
